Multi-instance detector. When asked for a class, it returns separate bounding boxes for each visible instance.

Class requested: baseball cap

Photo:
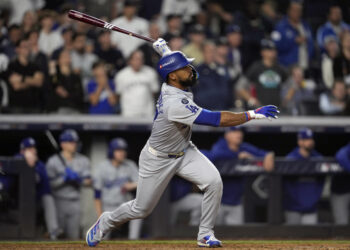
[226,126,243,132]
[298,128,313,139]
[225,24,241,34]
[260,39,276,50]
[20,137,36,150]
[59,129,79,143]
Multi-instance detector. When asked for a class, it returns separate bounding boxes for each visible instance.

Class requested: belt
[148,145,185,159]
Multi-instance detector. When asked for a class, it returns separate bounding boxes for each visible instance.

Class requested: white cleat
[197,235,223,248]
[86,212,109,247]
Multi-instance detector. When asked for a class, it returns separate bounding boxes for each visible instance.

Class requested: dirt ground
[1,242,350,250]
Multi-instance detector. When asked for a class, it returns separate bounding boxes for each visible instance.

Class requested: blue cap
[59,129,79,143]
[226,24,241,34]
[157,51,194,80]
[20,137,36,149]
[298,128,313,139]
[108,138,128,158]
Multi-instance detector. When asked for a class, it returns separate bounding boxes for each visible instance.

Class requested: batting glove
[246,105,279,121]
[153,38,172,56]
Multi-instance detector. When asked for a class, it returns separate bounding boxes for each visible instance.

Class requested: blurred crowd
[0,0,349,116]
[0,128,349,240]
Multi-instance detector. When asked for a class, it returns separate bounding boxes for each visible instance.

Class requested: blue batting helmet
[157,51,195,80]
[20,137,36,150]
[59,129,79,143]
[108,138,128,159]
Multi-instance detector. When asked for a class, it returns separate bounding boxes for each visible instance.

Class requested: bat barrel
[68,10,156,43]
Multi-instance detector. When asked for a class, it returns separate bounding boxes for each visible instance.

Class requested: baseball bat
[45,130,68,168]
[68,10,156,43]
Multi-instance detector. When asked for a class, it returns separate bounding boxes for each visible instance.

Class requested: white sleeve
[115,71,123,94]
[167,97,202,126]
[92,164,103,190]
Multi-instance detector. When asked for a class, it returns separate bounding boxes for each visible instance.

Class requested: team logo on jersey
[181,98,189,104]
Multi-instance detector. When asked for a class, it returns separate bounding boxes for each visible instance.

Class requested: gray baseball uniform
[46,153,91,239]
[93,159,142,239]
[99,83,223,240]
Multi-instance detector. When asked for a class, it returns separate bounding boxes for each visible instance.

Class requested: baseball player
[202,127,274,225]
[46,129,91,239]
[283,128,324,224]
[93,138,142,239]
[331,142,350,225]
[86,38,279,248]
[15,137,60,239]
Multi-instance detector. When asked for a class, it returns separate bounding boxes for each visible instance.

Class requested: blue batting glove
[64,167,80,183]
[246,105,279,120]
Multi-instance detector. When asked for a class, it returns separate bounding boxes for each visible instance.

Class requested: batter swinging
[86,39,279,248]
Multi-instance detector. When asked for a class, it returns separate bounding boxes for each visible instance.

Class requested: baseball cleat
[86,212,109,247]
[197,235,222,248]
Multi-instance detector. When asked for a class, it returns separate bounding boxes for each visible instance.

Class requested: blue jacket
[317,21,350,52]
[203,138,268,205]
[14,154,51,200]
[272,17,314,67]
[331,143,350,194]
[283,147,324,213]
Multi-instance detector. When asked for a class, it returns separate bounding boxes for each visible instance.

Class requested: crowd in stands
[0,0,349,116]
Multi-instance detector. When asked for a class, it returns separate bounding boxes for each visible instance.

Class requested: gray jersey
[148,83,202,153]
[93,159,139,207]
[46,153,91,200]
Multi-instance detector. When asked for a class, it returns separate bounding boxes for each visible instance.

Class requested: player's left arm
[194,105,279,127]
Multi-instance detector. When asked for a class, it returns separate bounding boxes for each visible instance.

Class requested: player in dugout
[86,38,279,248]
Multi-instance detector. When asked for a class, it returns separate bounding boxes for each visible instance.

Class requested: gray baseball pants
[100,144,223,240]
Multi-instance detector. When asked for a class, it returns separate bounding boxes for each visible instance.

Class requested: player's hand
[249,105,279,120]
[153,38,172,56]
[121,182,137,193]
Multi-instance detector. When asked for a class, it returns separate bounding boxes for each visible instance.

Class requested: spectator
[162,15,183,41]
[160,0,201,25]
[283,128,324,225]
[272,1,314,69]
[182,24,206,66]
[51,27,74,61]
[87,61,117,114]
[21,10,38,35]
[333,32,350,87]
[94,30,125,77]
[260,0,280,35]
[243,39,288,108]
[170,177,202,226]
[205,1,233,38]
[226,25,243,82]
[114,50,159,117]
[70,33,98,87]
[46,129,91,239]
[2,24,21,60]
[27,29,48,77]
[93,138,142,239]
[317,5,350,53]
[78,0,118,20]
[110,0,149,58]
[5,38,44,113]
[49,50,84,114]
[15,137,60,240]
[138,22,161,69]
[168,34,184,51]
[193,42,231,111]
[203,127,274,225]
[319,79,348,116]
[331,142,350,225]
[321,36,339,89]
[281,65,316,115]
[8,0,44,25]
[38,11,63,57]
